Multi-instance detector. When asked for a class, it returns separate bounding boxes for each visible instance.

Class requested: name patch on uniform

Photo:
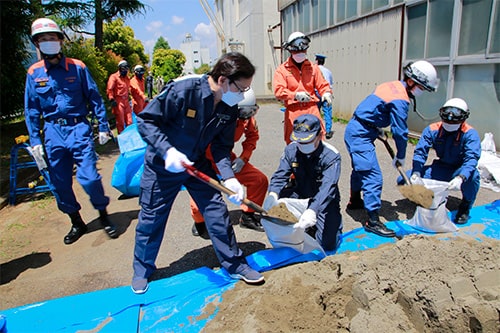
[292,162,299,168]
[34,77,49,87]
[186,108,197,118]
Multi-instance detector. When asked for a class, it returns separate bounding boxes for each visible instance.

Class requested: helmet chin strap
[407,83,440,122]
[41,52,61,61]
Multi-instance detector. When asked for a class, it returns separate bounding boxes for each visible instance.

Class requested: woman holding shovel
[344,60,438,237]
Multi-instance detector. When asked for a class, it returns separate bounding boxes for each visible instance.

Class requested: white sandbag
[480,132,496,153]
[405,178,458,233]
[261,198,325,255]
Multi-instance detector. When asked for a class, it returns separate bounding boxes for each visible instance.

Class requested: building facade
[180,33,211,74]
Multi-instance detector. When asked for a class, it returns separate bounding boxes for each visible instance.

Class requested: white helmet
[439,98,469,122]
[237,88,258,119]
[118,60,129,69]
[404,60,439,92]
[283,31,311,52]
[134,65,145,74]
[31,18,64,41]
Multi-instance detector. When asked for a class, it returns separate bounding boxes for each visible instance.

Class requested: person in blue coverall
[24,18,117,245]
[344,60,439,237]
[315,54,335,139]
[403,98,481,224]
[131,52,264,294]
[264,114,343,251]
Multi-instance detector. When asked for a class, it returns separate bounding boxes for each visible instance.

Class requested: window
[488,0,500,54]
[406,3,427,59]
[337,0,346,22]
[459,0,493,56]
[312,0,319,31]
[427,0,453,58]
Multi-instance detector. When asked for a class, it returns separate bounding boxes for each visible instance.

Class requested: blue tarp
[2,200,499,332]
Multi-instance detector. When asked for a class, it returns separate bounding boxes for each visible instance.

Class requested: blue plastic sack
[111,148,145,197]
[117,123,146,154]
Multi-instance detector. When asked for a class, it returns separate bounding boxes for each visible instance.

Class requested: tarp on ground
[1,200,499,332]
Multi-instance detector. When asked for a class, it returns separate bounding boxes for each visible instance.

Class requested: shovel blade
[398,184,434,209]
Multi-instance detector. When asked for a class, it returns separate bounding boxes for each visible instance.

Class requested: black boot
[192,222,209,239]
[239,212,265,232]
[346,191,364,210]
[454,200,471,225]
[363,211,396,238]
[99,209,118,239]
[64,211,88,245]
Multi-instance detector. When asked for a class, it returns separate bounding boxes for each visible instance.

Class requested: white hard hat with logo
[404,60,439,92]
[31,18,64,41]
[283,31,311,52]
[439,98,470,122]
[237,88,259,119]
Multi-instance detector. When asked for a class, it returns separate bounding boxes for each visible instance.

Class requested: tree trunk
[94,0,103,50]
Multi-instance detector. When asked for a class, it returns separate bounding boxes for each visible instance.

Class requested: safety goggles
[238,105,259,119]
[439,106,469,122]
[286,37,310,51]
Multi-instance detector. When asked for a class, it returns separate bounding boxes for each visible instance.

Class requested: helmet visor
[439,106,468,122]
[287,37,310,51]
[238,105,259,119]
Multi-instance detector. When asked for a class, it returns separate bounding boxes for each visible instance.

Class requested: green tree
[103,18,148,66]
[0,0,42,119]
[42,0,148,50]
[195,63,211,74]
[153,36,170,52]
[151,49,186,82]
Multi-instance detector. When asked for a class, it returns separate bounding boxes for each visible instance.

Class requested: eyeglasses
[230,80,250,93]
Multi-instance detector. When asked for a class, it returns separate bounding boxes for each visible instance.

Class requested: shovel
[182,163,297,226]
[377,133,434,209]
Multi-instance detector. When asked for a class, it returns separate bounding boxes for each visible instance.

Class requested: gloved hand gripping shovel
[182,163,297,226]
[377,133,434,208]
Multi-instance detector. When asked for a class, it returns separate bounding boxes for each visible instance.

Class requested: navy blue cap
[315,54,327,59]
[290,114,321,143]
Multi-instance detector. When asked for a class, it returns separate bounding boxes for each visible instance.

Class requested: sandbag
[261,198,325,255]
[405,178,458,233]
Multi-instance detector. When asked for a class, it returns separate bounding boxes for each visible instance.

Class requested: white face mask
[297,141,317,154]
[222,90,245,107]
[292,52,307,63]
[411,86,424,97]
[442,122,461,132]
[39,41,61,55]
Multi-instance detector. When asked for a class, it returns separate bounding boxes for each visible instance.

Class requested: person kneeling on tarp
[263,114,343,251]
[401,98,481,224]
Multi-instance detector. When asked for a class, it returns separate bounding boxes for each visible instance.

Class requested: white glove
[410,172,424,185]
[321,92,333,106]
[263,192,279,211]
[164,147,193,173]
[231,157,246,173]
[294,208,317,229]
[295,91,311,102]
[224,178,244,205]
[392,157,405,169]
[448,176,464,191]
[98,132,110,145]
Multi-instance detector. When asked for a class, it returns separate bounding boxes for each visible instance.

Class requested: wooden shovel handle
[377,133,411,185]
[182,163,267,214]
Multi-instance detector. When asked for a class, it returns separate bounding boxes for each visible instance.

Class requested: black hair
[316,57,325,65]
[208,52,256,82]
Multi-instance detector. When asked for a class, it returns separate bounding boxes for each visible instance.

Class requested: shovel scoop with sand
[378,133,434,209]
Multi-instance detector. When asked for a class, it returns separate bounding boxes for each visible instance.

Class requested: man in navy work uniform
[24,18,116,245]
[344,60,438,237]
[131,52,264,294]
[264,114,343,252]
[404,98,481,225]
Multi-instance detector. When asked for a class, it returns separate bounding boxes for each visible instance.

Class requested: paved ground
[0,101,497,310]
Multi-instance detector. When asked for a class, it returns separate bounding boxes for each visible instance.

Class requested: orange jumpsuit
[274,57,331,143]
[130,75,148,115]
[107,71,132,133]
[190,117,269,223]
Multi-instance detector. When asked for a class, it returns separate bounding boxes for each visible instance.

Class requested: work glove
[164,147,193,173]
[295,91,311,102]
[231,157,246,173]
[321,92,333,106]
[263,192,279,211]
[224,178,244,205]
[294,208,317,229]
[447,176,464,191]
[31,144,47,169]
[392,157,405,169]
[410,172,424,185]
[98,132,110,145]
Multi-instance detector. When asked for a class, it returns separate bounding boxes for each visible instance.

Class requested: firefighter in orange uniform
[130,65,149,115]
[190,88,268,238]
[273,31,333,144]
[107,60,132,133]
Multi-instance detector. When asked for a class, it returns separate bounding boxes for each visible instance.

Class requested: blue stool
[8,143,55,205]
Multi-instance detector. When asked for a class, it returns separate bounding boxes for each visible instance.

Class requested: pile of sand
[203,234,499,332]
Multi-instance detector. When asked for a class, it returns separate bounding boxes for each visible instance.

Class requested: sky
[123,0,218,63]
